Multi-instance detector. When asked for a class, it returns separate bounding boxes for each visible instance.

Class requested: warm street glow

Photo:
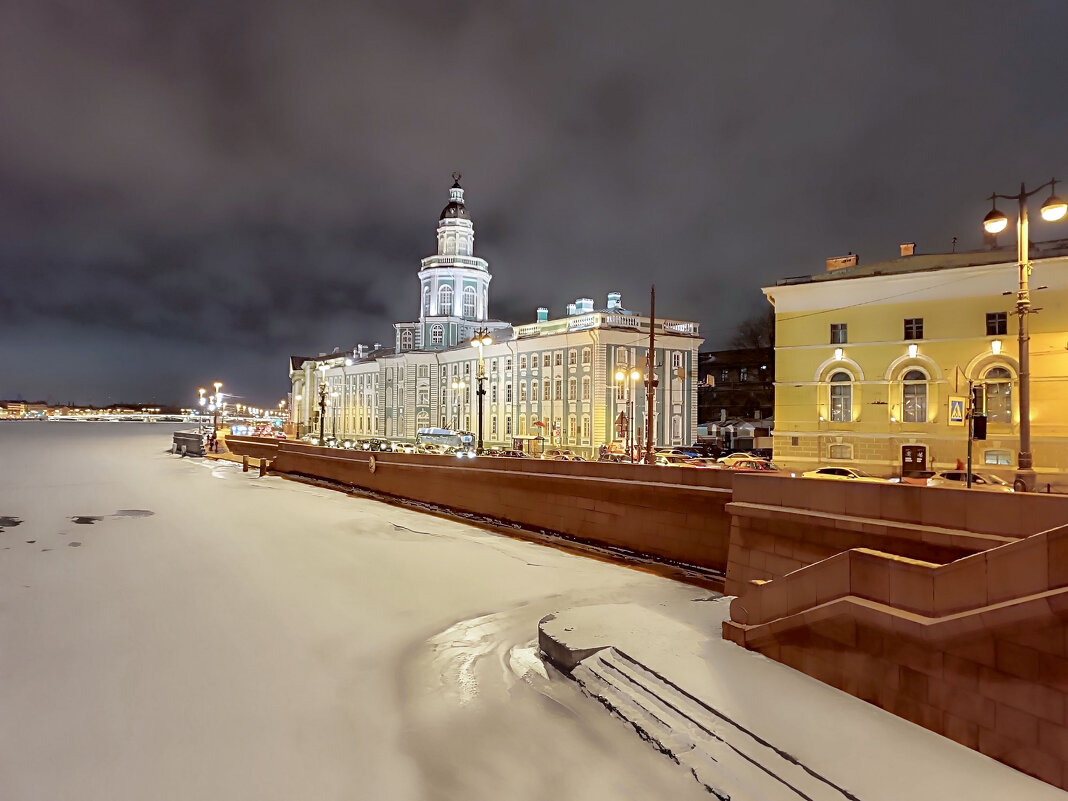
[991,339,1003,355]
[983,208,1009,233]
[1041,195,1067,221]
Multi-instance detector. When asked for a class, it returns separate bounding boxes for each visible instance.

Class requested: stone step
[572,647,861,801]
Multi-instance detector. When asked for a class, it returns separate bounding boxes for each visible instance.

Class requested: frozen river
[0,423,715,800]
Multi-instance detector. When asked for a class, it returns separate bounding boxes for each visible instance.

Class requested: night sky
[1,1,1066,407]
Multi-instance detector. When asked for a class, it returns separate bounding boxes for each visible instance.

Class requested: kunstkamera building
[289,177,703,456]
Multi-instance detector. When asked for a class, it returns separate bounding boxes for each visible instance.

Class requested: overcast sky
[1,1,1066,406]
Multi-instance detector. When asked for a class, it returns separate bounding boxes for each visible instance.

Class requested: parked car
[801,467,897,483]
[686,458,724,469]
[496,450,526,458]
[654,454,699,467]
[656,446,703,459]
[926,470,1014,492]
[542,448,577,460]
[717,452,759,466]
[726,459,792,475]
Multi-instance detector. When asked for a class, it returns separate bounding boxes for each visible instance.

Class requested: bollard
[242,455,249,472]
[258,459,268,477]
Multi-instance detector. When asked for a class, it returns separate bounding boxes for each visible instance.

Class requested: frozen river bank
[0,423,714,800]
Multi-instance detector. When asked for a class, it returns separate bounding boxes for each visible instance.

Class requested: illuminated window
[532,355,539,369]
[582,377,590,398]
[462,287,476,319]
[542,382,550,401]
[569,350,576,366]
[902,369,928,423]
[430,324,444,346]
[828,443,853,460]
[439,285,453,316]
[555,379,563,399]
[582,348,591,365]
[829,372,852,422]
[984,367,1012,424]
[520,382,527,402]
[984,449,1012,465]
[520,355,527,370]
[568,378,576,399]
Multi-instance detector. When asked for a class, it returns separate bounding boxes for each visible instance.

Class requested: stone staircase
[570,647,861,801]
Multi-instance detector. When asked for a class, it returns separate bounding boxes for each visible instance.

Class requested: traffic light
[972,414,987,441]
[970,384,985,416]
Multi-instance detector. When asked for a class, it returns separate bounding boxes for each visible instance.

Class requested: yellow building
[764,240,1068,485]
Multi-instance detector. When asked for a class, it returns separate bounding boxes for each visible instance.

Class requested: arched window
[400,330,413,351]
[520,382,527,402]
[568,415,576,442]
[462,287,477,319]
[430,324,444,346]
[902,369,927,423]
[423,286,431,315]
[519,414,527,435]
[829,371,852,422]
[984,367,1013,424]
[532,354,539,369]
[672,415,683,441]
[439,285,453,316]
[581,415,590,440]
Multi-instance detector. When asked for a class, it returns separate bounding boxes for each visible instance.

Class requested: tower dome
[439,173,470,220]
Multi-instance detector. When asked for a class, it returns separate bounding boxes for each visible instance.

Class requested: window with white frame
[531,380,537,401]
[439,285,453,316]
[462,287,476,319]
[418,365,428,378]
[532,354,539,369]
[581,415,590,440]
[828,443,853,460]
[581,347,591,365]
[491,416,497,437]
[519,414,527,435]
[506,383,512,403]
[568,378,576,399]
[568,415,576,441]
[671,351,682,369]
[505,416,512,436]
[984,367,1013,424]
[902,369,927,423]
[401,330,413,350]
[423,286,431,314]
[542,382,550,401]
[983,449,1012,465]
[430,324,444,346]
[829,371,852,422]
[568,350,576,366]
[519,382,527,402]
[555,379,562,399]
[491,384,498,403]
[520,355,527,370]
[582,377,590,399]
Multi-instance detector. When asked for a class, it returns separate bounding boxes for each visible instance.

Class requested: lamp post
[469,327,493,453]
[330,391,340,438]
[615,368,643,462]
[197,388,206,432]
[982,179,1066,491]
[212,381,222,433]
[317,362,328,445]
[450,379,467,432]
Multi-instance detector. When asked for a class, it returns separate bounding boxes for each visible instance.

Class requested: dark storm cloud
[0,0,1066,404]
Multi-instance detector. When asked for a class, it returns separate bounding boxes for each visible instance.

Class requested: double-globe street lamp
[982,179,1066,491]
[317,362,329,445]
[470,327,493,453]
[615,368,642,463]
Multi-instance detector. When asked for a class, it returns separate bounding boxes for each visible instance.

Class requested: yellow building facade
[765,241,1068,484]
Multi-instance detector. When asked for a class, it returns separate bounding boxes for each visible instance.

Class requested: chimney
[566,303,577,316]
[607,291,621,310]
[357,344,368,358]
[825,252,859,272]
[899,242,916,257]
[577,297,594,312]
[536,307,549,322]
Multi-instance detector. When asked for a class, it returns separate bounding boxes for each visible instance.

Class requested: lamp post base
[1013,467,1037,493]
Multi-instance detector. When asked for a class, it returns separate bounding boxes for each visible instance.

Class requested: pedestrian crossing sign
[949,396,966,426]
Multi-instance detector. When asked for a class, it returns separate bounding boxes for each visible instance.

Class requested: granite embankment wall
[225,437,733,572]
[722,474,1068,790]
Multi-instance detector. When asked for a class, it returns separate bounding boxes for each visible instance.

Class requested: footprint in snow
[71,516,102,525]
[68,541,82,547]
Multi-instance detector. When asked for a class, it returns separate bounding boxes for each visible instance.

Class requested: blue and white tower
[395,174,506,352]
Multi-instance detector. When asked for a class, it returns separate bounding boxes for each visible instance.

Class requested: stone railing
[514,313,700,338]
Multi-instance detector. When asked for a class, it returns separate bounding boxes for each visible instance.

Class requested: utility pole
[645,284,657,464]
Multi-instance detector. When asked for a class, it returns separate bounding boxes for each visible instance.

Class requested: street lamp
[317,362,328,445]
[212,381,223,434]
[982,179,1067,491]
[615,368,643,462]
[469,327,493,453]
[450,378,467,432]
[330,391,340,438]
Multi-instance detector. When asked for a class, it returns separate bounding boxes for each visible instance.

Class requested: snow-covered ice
[0,423,715,800]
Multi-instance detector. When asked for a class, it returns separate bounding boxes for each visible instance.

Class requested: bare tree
[729,306,775,350]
